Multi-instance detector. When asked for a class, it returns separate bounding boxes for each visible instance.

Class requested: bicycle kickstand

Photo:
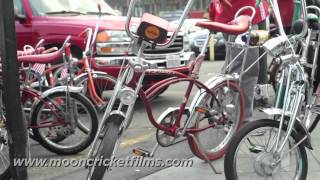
[188,134,222,174]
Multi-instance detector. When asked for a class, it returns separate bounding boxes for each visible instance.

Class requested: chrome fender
[29,86,84,119]
[294,119,312,149]
[73,71,110,84]
[189,74,238,110]
[186,74,238,129]
[41,86,83,97]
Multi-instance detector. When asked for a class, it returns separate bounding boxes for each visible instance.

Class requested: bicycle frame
[261,0,320,156]
[14,37,84,131]
[22,29,107,108]
[88,2,264,168]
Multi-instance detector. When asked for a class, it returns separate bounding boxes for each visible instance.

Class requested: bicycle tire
[31,91,98,155]
[188,80,244,160]
[308,114,320,132]
[89,120,121,180]
[0,167,10,180]
[224,119,308,180]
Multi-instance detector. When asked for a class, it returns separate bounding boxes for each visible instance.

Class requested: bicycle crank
[156,107,190,147]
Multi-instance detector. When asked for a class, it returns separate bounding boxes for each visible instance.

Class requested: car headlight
[96,30,132,55]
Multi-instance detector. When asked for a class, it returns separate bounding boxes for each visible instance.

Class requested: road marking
[120,133,154,148]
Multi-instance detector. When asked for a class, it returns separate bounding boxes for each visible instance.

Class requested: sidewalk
[141,156,225,180]
[141,138,320,180]
[141,113,320,180]
[141,148,320,180]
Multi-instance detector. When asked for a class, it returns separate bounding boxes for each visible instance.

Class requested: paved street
[28,60,224,179]
[27,60,320,180]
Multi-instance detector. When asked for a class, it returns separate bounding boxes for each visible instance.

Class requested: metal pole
[0,0,28,179]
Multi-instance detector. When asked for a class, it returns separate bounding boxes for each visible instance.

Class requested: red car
[14,0,194,90]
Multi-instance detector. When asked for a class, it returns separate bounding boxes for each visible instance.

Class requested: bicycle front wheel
[188,80,244,160]
[224,119,308,180]
[31,91,98,155]
[88,116,122,180]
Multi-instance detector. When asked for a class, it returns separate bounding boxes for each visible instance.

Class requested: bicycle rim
[189,80,244,160]
[75,73,116,106]
[32,92,98,154]
[226,120,307,180]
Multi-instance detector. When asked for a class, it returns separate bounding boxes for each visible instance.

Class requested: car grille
[143,36,184,54]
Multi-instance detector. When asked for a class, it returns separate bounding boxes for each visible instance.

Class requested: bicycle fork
[273,81,305,157]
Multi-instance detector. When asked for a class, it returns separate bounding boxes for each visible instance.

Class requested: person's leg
[258,21,268,84]
[228,45,259,122]
[223,25,260,122]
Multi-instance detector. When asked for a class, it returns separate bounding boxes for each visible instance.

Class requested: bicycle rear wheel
[224,119,307,180]
[31,91,98,155]
[188,80,244,160]
[74,73,116,109]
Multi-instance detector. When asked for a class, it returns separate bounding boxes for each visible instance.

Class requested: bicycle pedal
[133,147,152,157]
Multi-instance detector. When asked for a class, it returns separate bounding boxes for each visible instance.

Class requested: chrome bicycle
[224,0,320,179]
[86,0,268,179]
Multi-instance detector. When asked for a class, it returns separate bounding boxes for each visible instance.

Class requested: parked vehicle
[160,10,184,22]
[171,18,206,51]
[190,29,226,60]
[14,0,194,91]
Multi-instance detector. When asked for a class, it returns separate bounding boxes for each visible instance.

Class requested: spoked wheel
[224,119,307,180]
[74,73,116,110]
[53,65,81,86]
[87,114,123,180]
[188,80,244,160]
[0,119,10,180]
[31,91,98,155]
